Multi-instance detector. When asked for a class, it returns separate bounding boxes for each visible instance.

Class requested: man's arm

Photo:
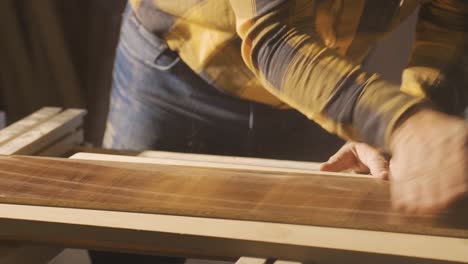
[229,0,423,149]
[322,0,468,175]
[320,0,468,213]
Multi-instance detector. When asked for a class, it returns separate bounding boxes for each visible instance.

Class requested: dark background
[0,0,126,146]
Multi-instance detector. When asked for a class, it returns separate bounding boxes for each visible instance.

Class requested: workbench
[0,107,466,264]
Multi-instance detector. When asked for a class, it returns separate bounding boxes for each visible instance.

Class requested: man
[96,0,467,262]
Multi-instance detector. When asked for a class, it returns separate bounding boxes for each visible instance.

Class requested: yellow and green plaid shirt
[129,0,468,149]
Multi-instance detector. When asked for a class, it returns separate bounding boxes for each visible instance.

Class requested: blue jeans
[103,6,343,161]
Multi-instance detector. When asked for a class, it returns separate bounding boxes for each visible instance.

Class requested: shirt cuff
[353,78,428,151]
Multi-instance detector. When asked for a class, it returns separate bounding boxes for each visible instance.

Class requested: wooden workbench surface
[0,155,466,239]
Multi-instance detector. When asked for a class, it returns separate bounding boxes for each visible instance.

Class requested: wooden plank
[0,107,61,146]
[71,146,142,157]
[71,153,362,177]
[37,130,84,157]
[0,204,466,263]
[0,109,85,155]
[274,260,302,264]
[236,257,267,264]
[140,151,322,172]
[0,155,466,239]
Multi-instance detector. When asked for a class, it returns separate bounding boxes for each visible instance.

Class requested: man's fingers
[319,160,353,172]
[319,144,357,172]
[320,142,391,178]
[355,143,389,178]
[363,156,389,180]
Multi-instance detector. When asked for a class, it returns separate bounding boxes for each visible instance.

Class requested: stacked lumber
[0,107,85,157]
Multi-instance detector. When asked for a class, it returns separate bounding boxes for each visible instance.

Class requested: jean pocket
[120,11,180,71]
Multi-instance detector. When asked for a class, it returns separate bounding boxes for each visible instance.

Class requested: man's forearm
[230,0,425,149]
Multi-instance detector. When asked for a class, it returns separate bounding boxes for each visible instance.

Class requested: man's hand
[321,109,468,214]
[389,109,468,214]
[320,142,389,179]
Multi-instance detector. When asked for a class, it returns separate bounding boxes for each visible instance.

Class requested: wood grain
[0,155,466,239]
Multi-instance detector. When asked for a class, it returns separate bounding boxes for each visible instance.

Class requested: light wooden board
[0,107,61,146]
[72,153,362,177]
[140,150,323,171]
[0,204,466,263]
[0,109,85,155]
[236,257,267,264]
[274,260,302,264]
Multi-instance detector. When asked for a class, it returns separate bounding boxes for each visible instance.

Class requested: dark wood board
[0,155,466,238]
